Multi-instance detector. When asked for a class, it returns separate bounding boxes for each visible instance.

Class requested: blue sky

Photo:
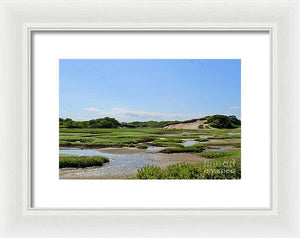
[59,59,241,122]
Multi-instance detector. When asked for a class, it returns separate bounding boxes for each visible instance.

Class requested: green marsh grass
[161,142,241,153]
[137,149,241,179]
[59,156,109,168]
[161,146,204,153]
[199,149,241,159]
[151,138,184,147]
[209,134,241,139]
[59,128,241,149]
[195,138,209,142]
[137,144,148,149]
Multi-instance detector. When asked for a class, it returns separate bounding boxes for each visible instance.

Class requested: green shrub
[136,166,165,179]
[137,149,241,179]
[136,160,241,180]
[164,163,203,179]
[201,115,241,129]
[60,117,121,129]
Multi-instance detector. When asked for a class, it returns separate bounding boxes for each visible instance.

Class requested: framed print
[31,31,270,209]
[0,0,299,238]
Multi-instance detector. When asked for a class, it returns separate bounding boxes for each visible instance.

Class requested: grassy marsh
[160,142,241,154]
[59,127,241,179]
[59,128,241,148]
[59,156,109,168]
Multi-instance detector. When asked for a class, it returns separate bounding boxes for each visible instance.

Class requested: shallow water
[205,147,225,151]
[204,146,236,151]
[199,135,209,139]
[228,132,241,135]
[146,146,161,151]
[183,140,198,147]
[60,149,101,156]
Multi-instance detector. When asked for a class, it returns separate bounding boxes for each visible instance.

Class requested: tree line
[59,115,240,129]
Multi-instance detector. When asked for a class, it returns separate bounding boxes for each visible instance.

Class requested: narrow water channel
[183,140,198,147]
[228,132,241,135]
[146,146,161,151]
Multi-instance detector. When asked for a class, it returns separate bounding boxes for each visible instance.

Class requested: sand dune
[163,119,209,130]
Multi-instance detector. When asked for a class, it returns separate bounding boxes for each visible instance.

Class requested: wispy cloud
[85,107,99,112]
[230,106,240,110]
[85,107,204,122]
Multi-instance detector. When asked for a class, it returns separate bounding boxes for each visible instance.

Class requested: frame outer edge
[0,0,299,237]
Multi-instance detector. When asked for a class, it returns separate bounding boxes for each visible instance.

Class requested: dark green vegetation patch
[59,156,109,168]
[160,142,241,153]
[201,115,241,129]
[60,117,181,129]
[137,149,241,179]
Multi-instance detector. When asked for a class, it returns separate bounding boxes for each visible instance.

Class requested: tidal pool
[146,146,161,151]
[228,132,241,135]
[205,147,225,151]
[204,147,236,151]
[199,135,209,139]
[60,149,101,156]
[183,140,198,147]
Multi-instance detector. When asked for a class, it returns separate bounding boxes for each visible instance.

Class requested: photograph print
[59,59,241,179]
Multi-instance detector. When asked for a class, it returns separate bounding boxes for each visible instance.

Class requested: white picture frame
[0,0,299,237]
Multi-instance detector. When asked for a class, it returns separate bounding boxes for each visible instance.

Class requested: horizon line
[59,114,241,123]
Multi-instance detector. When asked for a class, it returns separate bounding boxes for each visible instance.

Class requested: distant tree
[204,115,240,129]
[59,115,240,129]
